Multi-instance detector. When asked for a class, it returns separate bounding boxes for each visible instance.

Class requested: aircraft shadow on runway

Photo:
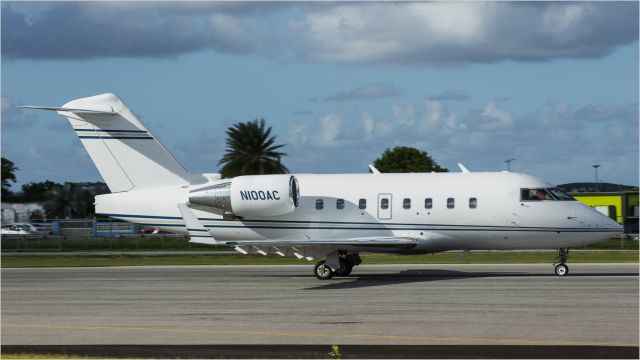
[299,269,639,290]
[304,269,512,290]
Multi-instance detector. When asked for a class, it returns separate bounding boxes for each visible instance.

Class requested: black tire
[334,262,353,277]
[555,264,569,276]
[314,261,334,280]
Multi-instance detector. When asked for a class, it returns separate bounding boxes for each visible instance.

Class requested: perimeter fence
[0,218,224,252]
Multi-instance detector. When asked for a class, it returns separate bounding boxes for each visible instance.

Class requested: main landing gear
[314,252,362,280]
[554,248,570,276]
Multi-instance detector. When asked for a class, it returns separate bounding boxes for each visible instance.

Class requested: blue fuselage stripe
[75,129,149,133]
[79,136,153,140]
[103,213,183,220]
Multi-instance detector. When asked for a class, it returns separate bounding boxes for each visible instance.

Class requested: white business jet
[23,94,622,279]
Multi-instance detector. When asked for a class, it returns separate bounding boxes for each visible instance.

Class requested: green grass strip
[1,354,104,359]
[1,251,637,268]
[2,236,637,252]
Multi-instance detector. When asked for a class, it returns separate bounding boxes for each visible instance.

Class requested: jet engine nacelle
[188,175,300,217]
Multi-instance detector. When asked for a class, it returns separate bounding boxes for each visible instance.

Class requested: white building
[1,202,44,224]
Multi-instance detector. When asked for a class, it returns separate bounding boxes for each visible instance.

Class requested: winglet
[368,164,381,174]
[457,163,471,173]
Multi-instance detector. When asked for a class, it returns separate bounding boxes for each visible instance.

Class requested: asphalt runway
[2,264,638,348]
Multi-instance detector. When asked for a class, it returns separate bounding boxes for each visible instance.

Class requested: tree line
[1,119,447,219]
[2,159,96,219]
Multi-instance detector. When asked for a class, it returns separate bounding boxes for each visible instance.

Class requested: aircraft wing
[227,236,417,247]
[225,236,418,259]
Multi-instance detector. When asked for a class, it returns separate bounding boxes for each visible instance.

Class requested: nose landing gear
[554,248,570,276]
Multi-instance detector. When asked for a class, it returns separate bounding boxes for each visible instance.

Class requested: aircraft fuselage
[96,171,621,253]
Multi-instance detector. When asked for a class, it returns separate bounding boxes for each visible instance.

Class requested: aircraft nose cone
[594,210,623,231]
[576,203,623,232]
[607,217,624,231]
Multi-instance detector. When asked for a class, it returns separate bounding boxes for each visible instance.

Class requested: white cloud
[541,4,590,41]
[291,2,637,66]
[420,100,443,132]
[3,2,636,64]
[428,90,471,102]
[480,102,514,129]
[361,111,375,141]
[325,82,403,101]
[286,122,310,146]
[1,95,38,130]
[442,113,467,134]
[1,96,14,112]
[392,103,417,128]
[288,96,637,177]
[292,2,488,64]
[406,2,486,43]
[315,114,341,146]
[285,96,637,185]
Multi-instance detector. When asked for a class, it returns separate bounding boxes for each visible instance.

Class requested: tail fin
[23,93,192,192]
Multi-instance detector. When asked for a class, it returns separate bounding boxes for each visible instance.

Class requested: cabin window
[336,198,345,210]
[315,199,324,210]
[358,199,367,209]
[424,198,433,209]
[469,197,477,209]
[381,198,389,209]
[403,198,411,209]
[447,198,455,209]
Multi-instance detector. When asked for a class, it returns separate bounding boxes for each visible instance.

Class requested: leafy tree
[218,119,289,178]
[20,180,60,202]
[373,146,448,173]
[1,157,18,198]
[43,182,93,219]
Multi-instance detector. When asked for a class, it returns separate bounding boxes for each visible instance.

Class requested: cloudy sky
[2,1,638,189]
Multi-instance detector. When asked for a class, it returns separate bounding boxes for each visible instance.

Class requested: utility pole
[592,164,601,190]
[505,159,515,171]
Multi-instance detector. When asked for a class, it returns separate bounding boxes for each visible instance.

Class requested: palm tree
[43,183,91,219]
[218,119,289,178]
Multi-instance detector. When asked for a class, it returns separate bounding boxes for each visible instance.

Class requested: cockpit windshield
[521,188,575,201]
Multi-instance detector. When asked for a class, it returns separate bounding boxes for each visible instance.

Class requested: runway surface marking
[5,323,636,348]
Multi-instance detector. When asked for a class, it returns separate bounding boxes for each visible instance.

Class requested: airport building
[569,191,639,234]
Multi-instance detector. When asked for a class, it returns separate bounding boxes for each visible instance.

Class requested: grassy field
[1,235,224,252]
[1,354,101,359]
[2,250,637,268]
[2,235,637,252]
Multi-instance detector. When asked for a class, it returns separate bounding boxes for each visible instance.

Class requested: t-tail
[22,93,193,192]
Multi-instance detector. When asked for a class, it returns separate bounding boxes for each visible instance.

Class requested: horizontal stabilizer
[20,105,116,115]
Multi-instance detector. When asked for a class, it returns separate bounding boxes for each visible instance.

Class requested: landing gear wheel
[314,260,334,280]
[334,261,353,277]
[554,248,570,276]
[555,264,569,276]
